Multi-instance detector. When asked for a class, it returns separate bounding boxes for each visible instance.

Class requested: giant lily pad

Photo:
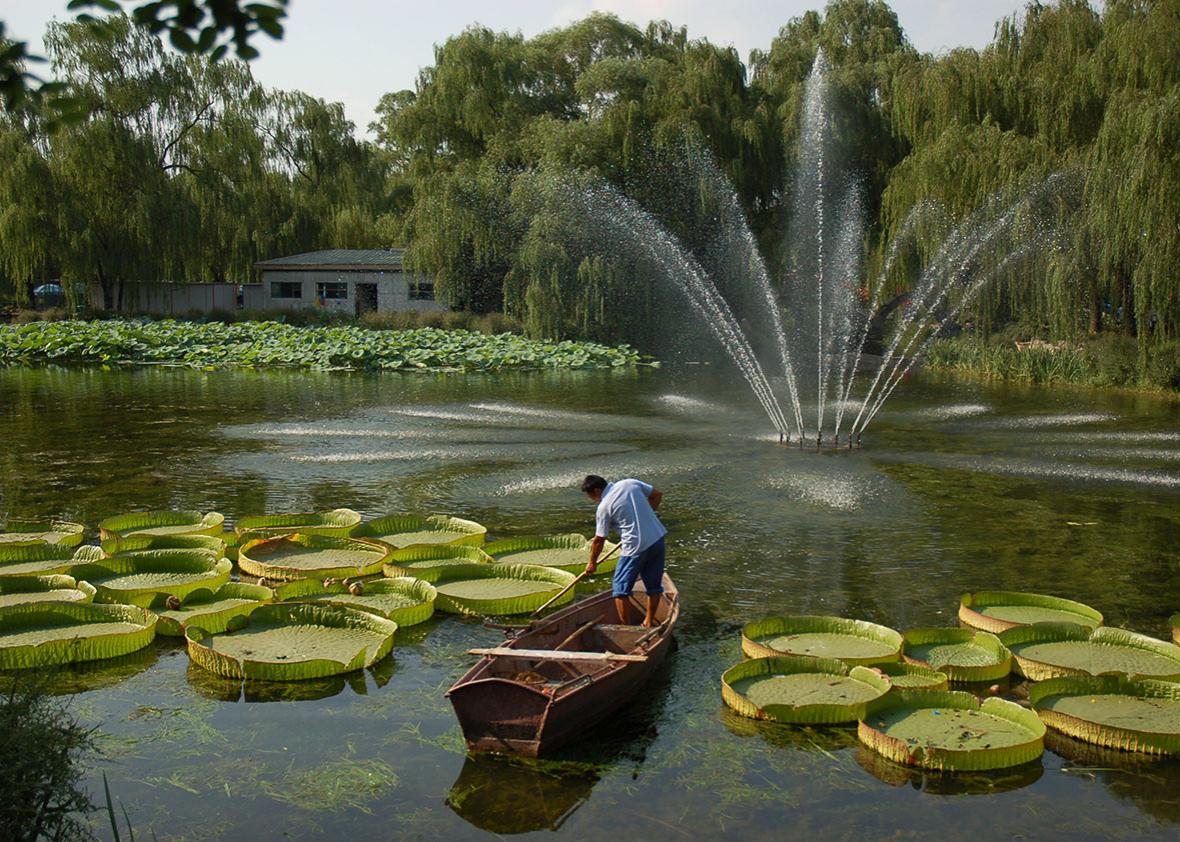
[0,575,97,608]
[71,549,232,607]
[0,543,104,577]
[352,513,486,550]
[98,510,224,540]
[0,518,85,547]
[874,661,950,690]
[235,508,361,538]
[382,544,492,583]
[999,623,1180,681]
[484,534,618,574]
[0,602,157,669]
[185,602,396,681]
[741,616,903,666]
[858,689,1046,771]
[1029,675,1180,756]
[237,533,391,582]
[276,577,437,627]
[102,532,227,556]
[959,591,1103,633]
[432,563,576,616]
[902,628,1012,683]
[722,655,891,724]
[152,582,273,636]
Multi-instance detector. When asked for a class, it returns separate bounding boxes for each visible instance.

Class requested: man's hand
[585,535,606,575]
[648,489,663,511]
[584,559,598,575]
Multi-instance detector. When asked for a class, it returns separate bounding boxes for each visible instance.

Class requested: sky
[2,1,1037,135]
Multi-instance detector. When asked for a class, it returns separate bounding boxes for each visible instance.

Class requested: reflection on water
[854,747,1045,795]
[2,366,1180,839]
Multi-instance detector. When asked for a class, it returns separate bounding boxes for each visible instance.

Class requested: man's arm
[585,535,606,574]
[648,488,662,511]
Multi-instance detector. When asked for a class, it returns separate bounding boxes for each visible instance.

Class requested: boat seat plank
[469,647,648,663]
[593,624,645,631]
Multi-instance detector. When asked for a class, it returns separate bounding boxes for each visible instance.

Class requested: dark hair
[580,474,607,495]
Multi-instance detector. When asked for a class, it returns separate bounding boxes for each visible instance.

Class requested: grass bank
[923,334,1180,392]
[0,318,642,372]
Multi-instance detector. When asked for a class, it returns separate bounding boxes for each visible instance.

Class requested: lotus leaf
[184,602,396,681]
[874,661,950,690]
[959,590,1103,633]
[858,689,1046,771]
[152,582,273,636]
[234,508,361,538]
[741,616,903,666]
[999,623,1180,681]
[98,510,224,540]
[275,577,437,627]
[722,655,891,724]
[0,601,157,669]
[352,513,486,550]
[71,549,232,607]
[0,543,104,578]
[431,563,576,615]
[382,544,492,582]
[902,628,1012,683]
[102,532,227,556]
[484,534,618,574]
[0,575,97,609]
[237,533,391,582]
[0,518,85,547]
[1028,675,1180,756]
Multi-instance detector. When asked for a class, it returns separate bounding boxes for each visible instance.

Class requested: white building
[251,249,444,315]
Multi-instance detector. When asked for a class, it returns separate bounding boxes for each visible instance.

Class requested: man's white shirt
[595,478,667,557]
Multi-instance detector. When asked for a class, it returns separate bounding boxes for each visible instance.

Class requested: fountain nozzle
[779,432,784,444]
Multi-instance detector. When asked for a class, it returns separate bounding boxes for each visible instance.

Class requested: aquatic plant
[97,510,224,541]
[901,628,1012,683]
[741,616,903,665]
[722,655,891,724]
[1029,675,1180,756]
[431,562,576,615]
[71,549,232,607]
[0,543,103,578]
[1000,623,1180,681]
[237,532,390,582]
[0,320,642,372]
[352,513,487,550]
[0,519,84,547]
[276,576,437,626]
[235,508,362,538]
[382,544,492,582]
[959,591,1104,634]
[0,575,96,609]
[151,582,274,636]
[485,534,618,574]
[0,602,157,669]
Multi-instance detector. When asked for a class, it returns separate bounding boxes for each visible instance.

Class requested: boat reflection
[446,753,602,834]
[855,745,1043,794]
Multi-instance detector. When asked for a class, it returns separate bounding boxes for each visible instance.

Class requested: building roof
[255,249,405,271]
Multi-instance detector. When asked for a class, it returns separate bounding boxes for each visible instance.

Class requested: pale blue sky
[4,1,1039,135]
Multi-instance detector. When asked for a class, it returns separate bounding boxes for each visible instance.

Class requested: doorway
[355,283,378,316]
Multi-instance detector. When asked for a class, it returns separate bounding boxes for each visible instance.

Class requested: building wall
[258,269,444,313]
[91,282,239,314]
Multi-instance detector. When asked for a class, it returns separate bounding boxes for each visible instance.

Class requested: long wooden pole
[530,543,620,617]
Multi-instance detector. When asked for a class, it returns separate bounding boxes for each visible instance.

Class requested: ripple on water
[994,412,1117,429]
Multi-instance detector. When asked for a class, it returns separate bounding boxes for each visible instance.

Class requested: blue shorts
[612,537,666,597]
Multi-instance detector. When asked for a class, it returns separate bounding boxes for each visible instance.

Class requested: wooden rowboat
[446,574,679,756]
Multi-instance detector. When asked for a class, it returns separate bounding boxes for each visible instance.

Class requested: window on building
[271,281,302,299]
[409,279,435,301]
[316,281,348,300]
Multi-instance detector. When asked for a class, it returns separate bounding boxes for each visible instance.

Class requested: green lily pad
[185,602,397,681]
[102,532,227,556]
[742,616,903,666]
[1029,675,1180,756]
[237,533,391,582]
[722,655,891,724]
[874,661,950,690]
[0,602,157,669]
[858,689,1046,771]
[352,513,486,550]
[71,549,232,607]
[959,591,1103,633]
[999,623,1180,681]
[98,510,224,540]
[275,576,437,627]
[902,628,1012,683]
[484,534,618,574]
[431,562,576,615]
[152,582,273,637]
[235,508,362,538]
[382,544,492,582]
[0,518,85,547]
[0,543,104,578]
[0,575,97,608]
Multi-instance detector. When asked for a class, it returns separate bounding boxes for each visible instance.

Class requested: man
[582,474,666,627]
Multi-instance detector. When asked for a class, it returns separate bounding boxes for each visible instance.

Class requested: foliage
[0,681,96,842]
[0,318,641,371]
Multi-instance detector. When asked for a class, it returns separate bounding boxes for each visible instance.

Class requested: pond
[2,365,1179,840]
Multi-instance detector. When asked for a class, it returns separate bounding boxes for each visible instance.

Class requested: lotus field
[0,319,643,372]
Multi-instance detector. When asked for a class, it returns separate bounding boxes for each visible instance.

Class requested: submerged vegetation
[0,319,641,371]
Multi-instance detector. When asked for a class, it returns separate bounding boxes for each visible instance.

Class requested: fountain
[556,49,1069,445]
